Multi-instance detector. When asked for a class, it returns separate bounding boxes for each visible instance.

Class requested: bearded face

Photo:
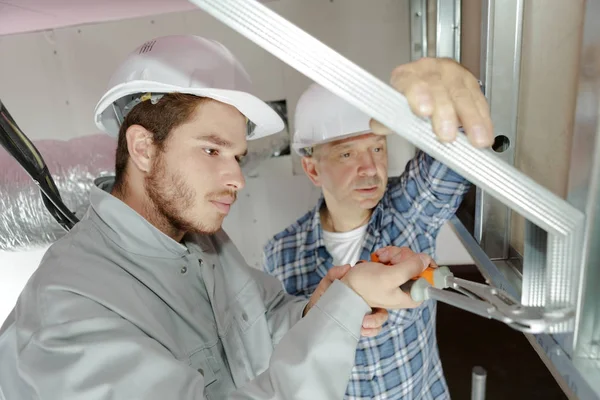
[142,100,248,237]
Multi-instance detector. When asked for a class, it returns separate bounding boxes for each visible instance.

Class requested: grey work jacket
[0,181,370,400]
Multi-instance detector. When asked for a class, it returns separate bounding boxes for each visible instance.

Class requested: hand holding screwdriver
[370,246,438,286]
[355,246,438,294]
[341,247,434,309]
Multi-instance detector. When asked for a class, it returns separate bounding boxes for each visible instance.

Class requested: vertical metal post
[572,104,600,357]
[454,0,461,61]
[409,0,428,61]
[435,0,461,61]
[471,366,487,400]
[569,0,600,360]
[409,0,461,66]
[475,0,524,260]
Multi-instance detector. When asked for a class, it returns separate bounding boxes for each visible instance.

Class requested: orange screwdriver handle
[368,252,435,286]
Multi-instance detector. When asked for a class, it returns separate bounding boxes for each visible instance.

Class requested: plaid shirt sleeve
[262,243,278,282]
[262,247,278,282]
[262,232,309,297]
[385,149,470,236]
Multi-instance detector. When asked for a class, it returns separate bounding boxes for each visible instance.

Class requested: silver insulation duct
[0,134,116,251]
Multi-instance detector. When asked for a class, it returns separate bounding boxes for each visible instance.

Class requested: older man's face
[305,133,389,211]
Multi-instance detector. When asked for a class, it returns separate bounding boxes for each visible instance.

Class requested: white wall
[0,0,473,322]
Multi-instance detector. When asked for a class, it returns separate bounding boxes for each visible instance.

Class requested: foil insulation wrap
[0,134,116,251]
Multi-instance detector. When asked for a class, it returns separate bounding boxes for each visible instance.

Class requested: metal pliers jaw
[409,267,575,334]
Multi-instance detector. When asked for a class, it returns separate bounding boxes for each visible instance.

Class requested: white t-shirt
[322,224,369,266]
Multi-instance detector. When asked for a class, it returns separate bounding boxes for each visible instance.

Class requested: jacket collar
[89,176,188,259]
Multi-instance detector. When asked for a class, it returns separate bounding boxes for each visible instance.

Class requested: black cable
[0,99,79,231]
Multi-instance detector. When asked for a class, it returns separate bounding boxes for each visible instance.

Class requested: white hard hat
[94,35,284,140]
[292,83,372,156]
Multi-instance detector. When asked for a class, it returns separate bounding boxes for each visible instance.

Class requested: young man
[0,35,482,400]
[263,77,492,398]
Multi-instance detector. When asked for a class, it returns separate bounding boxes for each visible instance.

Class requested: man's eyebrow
[330,142,353,151]
[195,133,233,148]
[331,136,386,151]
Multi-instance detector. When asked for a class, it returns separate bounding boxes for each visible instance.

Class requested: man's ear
[301,156,322,187]
[126,125,155,173]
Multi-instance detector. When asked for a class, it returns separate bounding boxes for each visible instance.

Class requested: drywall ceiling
[0,0,274,36]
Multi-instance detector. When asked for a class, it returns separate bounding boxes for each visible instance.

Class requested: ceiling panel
[0,0,274,36]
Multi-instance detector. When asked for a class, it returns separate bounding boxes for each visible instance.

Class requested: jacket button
[181,266,188,274]
[242,312,248,322]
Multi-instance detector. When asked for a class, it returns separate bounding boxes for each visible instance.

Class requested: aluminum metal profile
[409,0,428,60]
[475,0,524,261]
[188,0,585,332]
[568,0,600,354]
[435,0,461,61]
[452,0,461,61]
[451,216,599,398]
[522,221,547,307]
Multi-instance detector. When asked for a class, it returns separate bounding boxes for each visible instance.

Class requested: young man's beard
[144,152,223,238]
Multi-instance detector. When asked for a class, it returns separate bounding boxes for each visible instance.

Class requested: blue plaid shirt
[262,150,470,400]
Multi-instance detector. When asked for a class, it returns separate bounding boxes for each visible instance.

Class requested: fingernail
[419,254,430,267]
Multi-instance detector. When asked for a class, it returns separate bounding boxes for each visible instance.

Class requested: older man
[263,61,492,399]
